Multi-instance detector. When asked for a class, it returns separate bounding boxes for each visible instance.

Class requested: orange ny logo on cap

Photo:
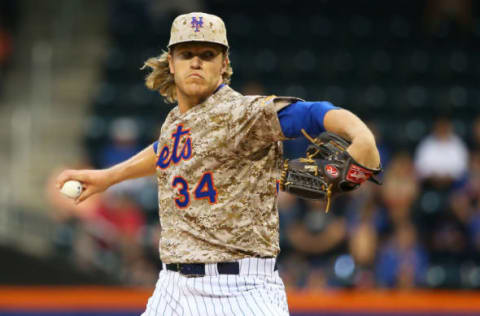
[191,17,203,32]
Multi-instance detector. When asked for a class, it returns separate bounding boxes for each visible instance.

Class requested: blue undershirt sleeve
[277,101,340,138]
[153,141,158,154]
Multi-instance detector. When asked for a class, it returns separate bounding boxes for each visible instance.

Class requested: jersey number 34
[172,172,218,208]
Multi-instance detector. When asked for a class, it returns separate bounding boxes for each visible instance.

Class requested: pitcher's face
[169,43,228,103]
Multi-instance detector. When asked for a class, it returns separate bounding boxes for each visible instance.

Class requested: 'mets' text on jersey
[156,86,294,263]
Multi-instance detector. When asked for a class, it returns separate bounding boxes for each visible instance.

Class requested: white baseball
[60,180,83,199]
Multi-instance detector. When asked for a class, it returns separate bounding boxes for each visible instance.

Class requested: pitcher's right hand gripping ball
[280,130,382,212]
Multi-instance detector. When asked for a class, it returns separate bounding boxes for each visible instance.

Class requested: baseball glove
[280,130,382,213]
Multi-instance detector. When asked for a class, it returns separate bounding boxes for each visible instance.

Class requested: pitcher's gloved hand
[280,130,382,213]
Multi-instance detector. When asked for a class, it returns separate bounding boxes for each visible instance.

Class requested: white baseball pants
[141,257,290,316]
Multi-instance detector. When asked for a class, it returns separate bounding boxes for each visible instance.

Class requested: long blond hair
[142,48,233,104]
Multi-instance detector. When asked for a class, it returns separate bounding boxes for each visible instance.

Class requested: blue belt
[161,259,278,276]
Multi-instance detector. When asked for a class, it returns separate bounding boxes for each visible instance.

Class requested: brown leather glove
[280,130,382,213]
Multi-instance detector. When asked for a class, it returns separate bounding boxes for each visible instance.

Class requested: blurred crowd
[46,112,480,289]
[0,0,18,96]
[278,114,480,290]
[46,118,161,285]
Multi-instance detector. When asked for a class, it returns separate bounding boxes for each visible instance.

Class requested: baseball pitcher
[57,12,381,316]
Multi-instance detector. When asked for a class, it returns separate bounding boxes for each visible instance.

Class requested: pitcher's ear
[222,55,229,74]
[168,53,174,74]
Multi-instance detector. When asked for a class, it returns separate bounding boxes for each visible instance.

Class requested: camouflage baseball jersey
[155,85,299,263]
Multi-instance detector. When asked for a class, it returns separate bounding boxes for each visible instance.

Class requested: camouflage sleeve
[228,95,300,156]
[272,96,304,112]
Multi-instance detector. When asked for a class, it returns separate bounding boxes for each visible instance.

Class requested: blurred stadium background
[1,0,480,315]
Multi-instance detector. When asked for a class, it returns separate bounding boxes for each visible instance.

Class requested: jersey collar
[213,83,226,94]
